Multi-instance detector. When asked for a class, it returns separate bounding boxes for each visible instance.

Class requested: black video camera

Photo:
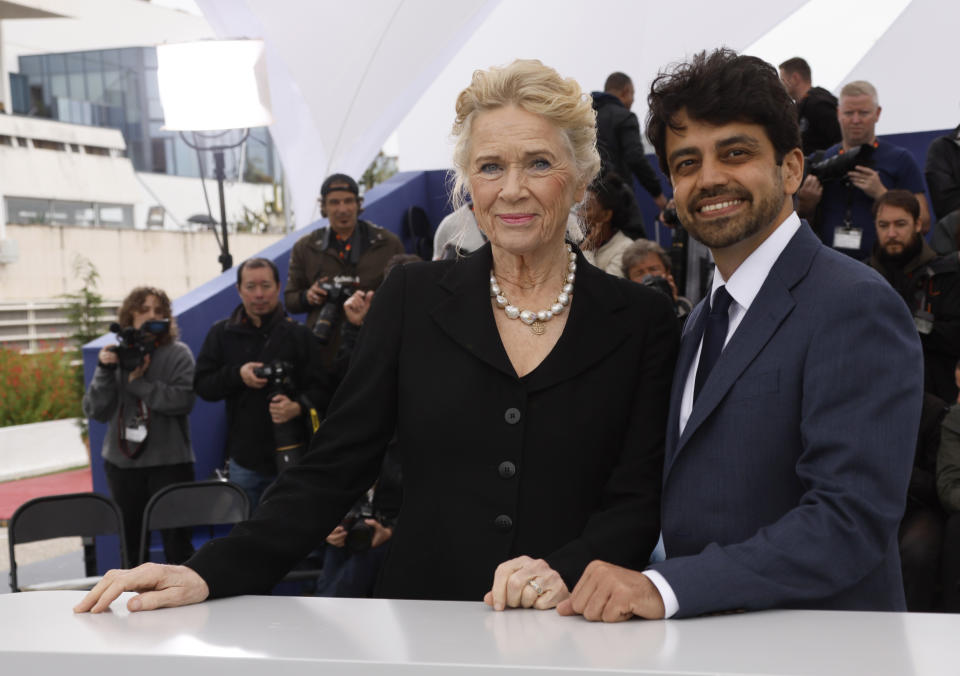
[108,319,169,370]
[253,360,309,471]
[807,143,876,184]
[311,275,360,344]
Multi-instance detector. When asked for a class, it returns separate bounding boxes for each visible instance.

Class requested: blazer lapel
[665,300,707,462]
[669,222,821,470]
[523,254,629,393]
[430,245,516,379]
[429,244,630,389]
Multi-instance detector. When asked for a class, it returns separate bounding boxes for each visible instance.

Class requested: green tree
[360,150,398,192]
[61,256,106,440]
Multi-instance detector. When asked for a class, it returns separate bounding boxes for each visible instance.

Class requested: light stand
[181,130,250,272]
[157,39,273,273]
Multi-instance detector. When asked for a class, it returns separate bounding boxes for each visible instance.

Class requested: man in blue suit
[559,49,922,621]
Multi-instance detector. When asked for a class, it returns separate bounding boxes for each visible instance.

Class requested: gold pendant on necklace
[531,321,545,335]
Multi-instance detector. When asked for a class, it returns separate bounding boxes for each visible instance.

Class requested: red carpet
[0,468,92,523]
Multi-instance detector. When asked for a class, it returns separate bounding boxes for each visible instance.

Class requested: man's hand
[128,354,150,382]
[796,174,823,217]
[269,394,302,423]
[239,362,268,389]
[72,563,209,614]
[98,345,118,366]
[556,560,665,622]
[484,555,569,611]
[306,278,330,307]
[343,290,374,326]
[847,165,887,199]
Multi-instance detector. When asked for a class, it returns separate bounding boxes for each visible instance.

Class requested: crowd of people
[73,48,960,619]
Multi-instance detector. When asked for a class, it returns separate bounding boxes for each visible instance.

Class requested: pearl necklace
[490,244,576,335]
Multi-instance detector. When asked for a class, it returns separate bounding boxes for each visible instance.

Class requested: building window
[16,137,29,147]
[32,139,66,151]
[84,145,110,156]
[5,197,133,228]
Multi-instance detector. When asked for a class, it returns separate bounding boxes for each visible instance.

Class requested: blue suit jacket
[649,222,923,617]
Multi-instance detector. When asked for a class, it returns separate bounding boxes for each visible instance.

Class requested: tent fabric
[196,0,498,228]
[195,0,959,228]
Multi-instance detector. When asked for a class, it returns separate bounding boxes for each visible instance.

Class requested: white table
[2,591,957,675]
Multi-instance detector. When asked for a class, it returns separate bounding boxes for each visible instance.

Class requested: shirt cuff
[642,569,679,619]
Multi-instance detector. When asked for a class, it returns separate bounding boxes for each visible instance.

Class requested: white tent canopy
[195,0,958,228]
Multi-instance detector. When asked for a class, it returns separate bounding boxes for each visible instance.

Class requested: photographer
[284,174,404,371]
[194,258,331,508]
[621,239,693,325]
[82,287,196,565]
[796,80,929,259]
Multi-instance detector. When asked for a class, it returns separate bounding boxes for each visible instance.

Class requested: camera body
[340,498,384,553]
[312,275,360,344]
[254,360,309,471]
[109,319,169,370]
[807,143,876,184]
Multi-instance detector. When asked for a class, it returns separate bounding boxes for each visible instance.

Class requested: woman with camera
[82,286,197,565]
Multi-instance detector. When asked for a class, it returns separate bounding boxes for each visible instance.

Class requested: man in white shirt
[559,48,922,621]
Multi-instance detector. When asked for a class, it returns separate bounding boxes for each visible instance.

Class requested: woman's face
[468,105,585,257]
[581,189,612,229]
[131,294,166,330]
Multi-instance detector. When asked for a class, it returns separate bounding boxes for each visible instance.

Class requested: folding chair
[8,492,128,592]
[139,480,250,564]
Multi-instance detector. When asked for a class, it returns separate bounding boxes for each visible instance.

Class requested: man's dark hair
[236,257,280,286]
[645,48,801,174]
[778,57,811,82]
[604,72,632,93]
[873,189,920,221]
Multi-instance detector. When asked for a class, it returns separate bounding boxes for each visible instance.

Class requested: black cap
[320,173,360,199]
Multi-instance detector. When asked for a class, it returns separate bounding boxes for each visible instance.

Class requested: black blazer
[188,244,678,601]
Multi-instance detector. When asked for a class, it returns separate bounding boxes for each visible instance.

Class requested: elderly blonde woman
[76,60,677,615]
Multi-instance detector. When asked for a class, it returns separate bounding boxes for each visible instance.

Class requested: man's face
[627,253,678,299]
[323,187,360,236]
[131,294,166,330]
[617,83,635,110]
[875,204,921,257]
[664,109,801,254]
[838,94,881,147]
[237,265,280,318]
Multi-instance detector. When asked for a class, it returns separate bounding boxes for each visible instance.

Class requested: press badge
[914,310,934,335]
[124,424,147,443]
[833,227,862,250]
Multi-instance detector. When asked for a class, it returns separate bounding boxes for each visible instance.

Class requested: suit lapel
[665,300,707,458]
[429,244,630,389]
[667,223,821,474]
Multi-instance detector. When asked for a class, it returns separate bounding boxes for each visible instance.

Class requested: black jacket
[797,86,841,155]
[193,304,332,476]
[925,126,960,220]
[187,245,677,601]
[869,241,960,401]
[591,92,663,199]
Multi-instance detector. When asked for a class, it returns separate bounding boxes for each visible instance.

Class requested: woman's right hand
[73,563,209,614]
[98,345,118,366]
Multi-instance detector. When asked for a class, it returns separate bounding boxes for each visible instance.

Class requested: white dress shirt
[643,212,803,618]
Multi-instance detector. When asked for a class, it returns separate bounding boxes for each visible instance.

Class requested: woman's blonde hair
[450,59,601,209]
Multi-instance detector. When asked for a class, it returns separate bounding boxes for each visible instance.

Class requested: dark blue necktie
[694,286,733,402]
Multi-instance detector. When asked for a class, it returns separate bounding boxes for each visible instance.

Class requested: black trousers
[104,460,195,566]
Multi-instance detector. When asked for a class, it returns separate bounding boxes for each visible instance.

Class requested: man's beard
[878,232,923,267]
[680,170,785,250]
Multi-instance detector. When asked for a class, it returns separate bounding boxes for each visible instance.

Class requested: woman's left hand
[483,555,569,611]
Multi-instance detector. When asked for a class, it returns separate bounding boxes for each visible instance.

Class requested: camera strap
[117,398,150,459]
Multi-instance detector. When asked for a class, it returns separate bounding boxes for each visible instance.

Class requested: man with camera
[797,80,929,259]
[621,239,693,324]
[867,190,960,402]
[284,173,404,372]
[194,258,330,508]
